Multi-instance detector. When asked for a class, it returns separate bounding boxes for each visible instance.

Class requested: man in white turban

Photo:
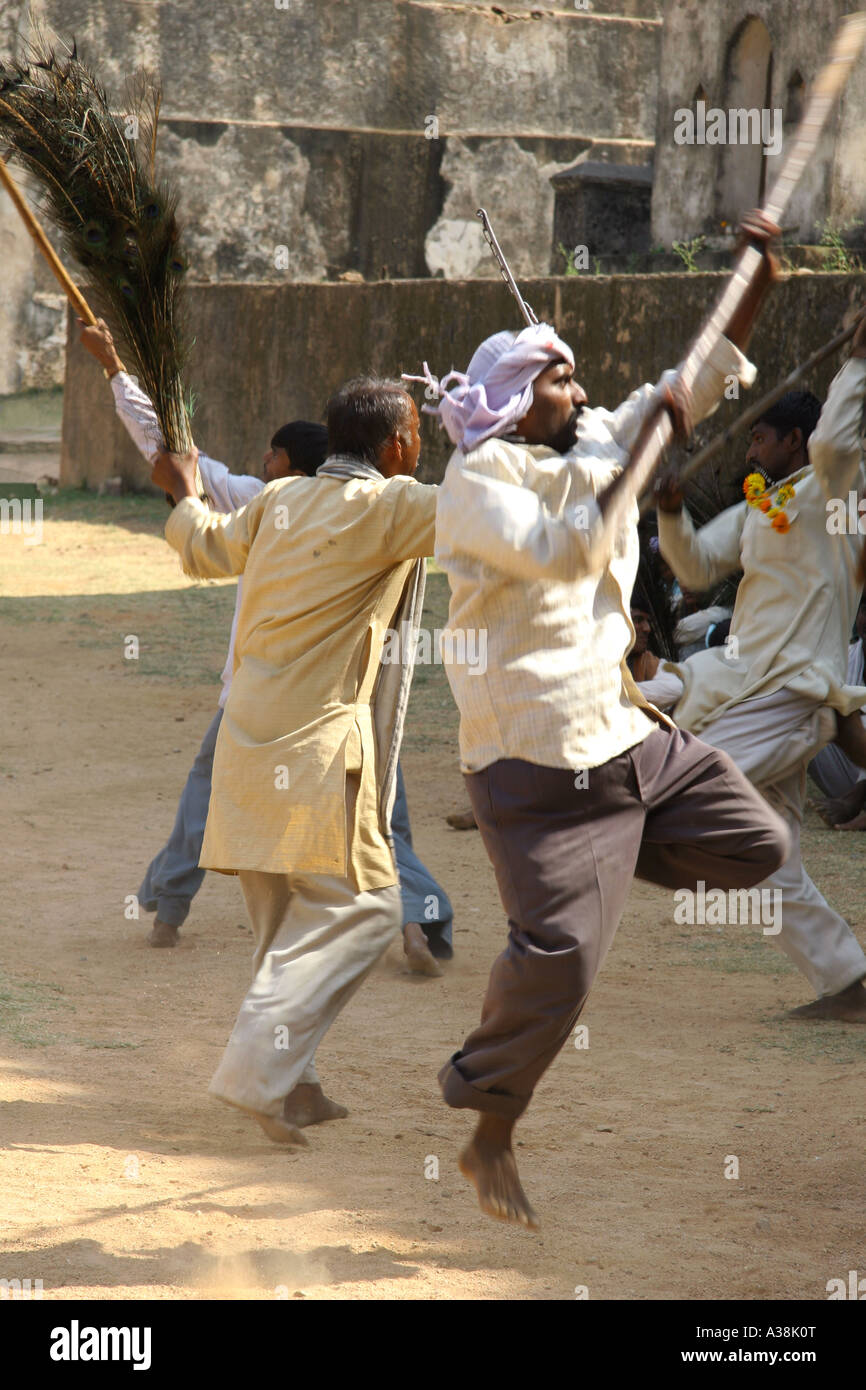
[418,213,791,1230]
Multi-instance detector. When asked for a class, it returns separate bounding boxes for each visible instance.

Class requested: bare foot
[788,980,866,1023]
[403,922,443,977]
[446,809,477,831]
[458,1114,539,1230]
[283,1082,348,1127]
[835,810,866,831]
[148,919,179,948]
[226,1100,308,1146]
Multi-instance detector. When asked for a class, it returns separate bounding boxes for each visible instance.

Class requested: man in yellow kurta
[152,378,437,1143]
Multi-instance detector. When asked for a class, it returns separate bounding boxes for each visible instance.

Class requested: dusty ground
[1,491,865,1302]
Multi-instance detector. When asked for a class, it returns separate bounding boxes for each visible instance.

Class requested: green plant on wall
[671,235,706,272]
[817,219,863,272]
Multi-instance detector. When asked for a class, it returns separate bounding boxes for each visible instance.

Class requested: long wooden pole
[0,154,129,374]
[0,155,96,323]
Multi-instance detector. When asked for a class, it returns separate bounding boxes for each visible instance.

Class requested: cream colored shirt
[435,337,755,773]
[658,356,866,735]
[165,471,437,888]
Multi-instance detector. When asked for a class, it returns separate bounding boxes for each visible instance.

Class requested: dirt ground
[1,491,865,1302]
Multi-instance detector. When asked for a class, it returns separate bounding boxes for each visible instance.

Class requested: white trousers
[698,690,866,997]
[209,870,401,1116]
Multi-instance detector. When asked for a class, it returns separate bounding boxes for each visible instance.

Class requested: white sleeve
[595,337,757,455]
[110,372,164,462]
[808,357,866,495]
[658,501,746,591]
[436,462,604,582]
[197,455,264,512]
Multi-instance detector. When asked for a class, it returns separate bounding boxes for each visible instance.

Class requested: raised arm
[78,318,164,461]
[808,317,866,493]
[599,336,757,459]
[79,317,265,510]
[436,455,605,583]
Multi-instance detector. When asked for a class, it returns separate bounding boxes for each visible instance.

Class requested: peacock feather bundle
[0,33,193,452]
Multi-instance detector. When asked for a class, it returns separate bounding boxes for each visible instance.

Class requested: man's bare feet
[446,808,478,831]
[148,919,179,948]
[835,809,866,831]
[458,1113,539,1230]
[283,1082,348,1127]
[788,980,866,1023]
[403,921,443,977]
[227,1100,308,1146]
[815,781,866,827]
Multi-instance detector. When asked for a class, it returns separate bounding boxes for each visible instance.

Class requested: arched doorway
[716,17,774,225]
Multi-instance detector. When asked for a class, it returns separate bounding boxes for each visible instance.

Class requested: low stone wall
[61,270,866,490]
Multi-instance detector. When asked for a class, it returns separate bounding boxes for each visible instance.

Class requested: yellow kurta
[164,471,437,889]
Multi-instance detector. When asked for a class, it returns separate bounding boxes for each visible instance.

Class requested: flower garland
[743,473,797,533]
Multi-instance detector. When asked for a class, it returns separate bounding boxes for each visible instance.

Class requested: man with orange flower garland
[653,314,866,1021]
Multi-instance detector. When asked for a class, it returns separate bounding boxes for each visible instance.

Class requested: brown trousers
[439,726,790,1120]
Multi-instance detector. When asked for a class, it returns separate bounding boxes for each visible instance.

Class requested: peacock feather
[0,32,193,452]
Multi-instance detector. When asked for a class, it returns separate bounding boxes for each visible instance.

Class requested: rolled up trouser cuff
[438,1052,528,1120]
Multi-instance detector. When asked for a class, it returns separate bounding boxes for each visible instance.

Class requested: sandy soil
[1,494,865,1301]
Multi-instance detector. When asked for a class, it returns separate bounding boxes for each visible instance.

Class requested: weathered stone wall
[651,0,866,248]
[61,269,866,491]
[0,0,662,393]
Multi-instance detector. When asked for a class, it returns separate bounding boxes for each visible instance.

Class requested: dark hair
[326,377,414,466]
[270,421,329,477]
[755,391,822,444]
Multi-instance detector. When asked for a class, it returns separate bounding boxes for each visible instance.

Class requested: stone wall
[61,269,866,490]
[651,0,866,249]
[0,0,662,394]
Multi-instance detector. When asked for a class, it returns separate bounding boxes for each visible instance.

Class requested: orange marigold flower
[771,512,791,533]
[743,472,765,498]
[758,497,772,512]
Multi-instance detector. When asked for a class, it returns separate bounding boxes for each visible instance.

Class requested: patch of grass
[752,1022,866,1064]
[668,930,795,976]
[0,973,68,1048]
[0,388,63,433]
[39,487,169,531]
[0,585,238,689]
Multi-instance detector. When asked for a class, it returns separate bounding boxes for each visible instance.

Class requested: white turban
[404,322,574,453]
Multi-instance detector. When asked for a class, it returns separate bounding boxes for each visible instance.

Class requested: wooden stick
[639,306,866,514]
[0,155,96,323]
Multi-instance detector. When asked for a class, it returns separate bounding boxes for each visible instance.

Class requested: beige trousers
[209,870,401,1116]
[698,690,866,997]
